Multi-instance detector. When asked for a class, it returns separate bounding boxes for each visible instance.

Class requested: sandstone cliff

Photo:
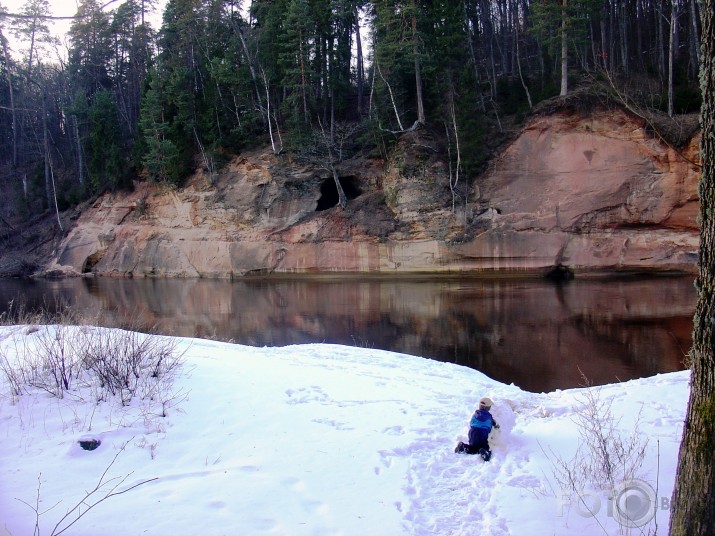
[47,105,701,278]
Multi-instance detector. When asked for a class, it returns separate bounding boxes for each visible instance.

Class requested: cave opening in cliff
[316,176,362,211]
[82,252,104,274]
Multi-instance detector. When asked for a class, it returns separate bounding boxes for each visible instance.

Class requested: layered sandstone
[47,106,701,278]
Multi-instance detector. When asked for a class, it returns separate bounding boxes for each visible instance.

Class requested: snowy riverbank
[0,326,688,535]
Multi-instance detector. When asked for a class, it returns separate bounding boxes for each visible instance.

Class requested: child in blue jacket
[455,397,499,461]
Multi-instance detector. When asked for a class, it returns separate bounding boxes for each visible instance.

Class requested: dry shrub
[0,318,184,406]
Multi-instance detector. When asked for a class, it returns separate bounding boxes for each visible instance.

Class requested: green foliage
[11,0,56,65]
[87,90,129,192]
[0,0,706,221]
[278,0,314,127]
[454,94,488,178]
[533,78,561,104]
[528,0,602,91]
[139,69,182,183]
[67,0,113,95]
[529,0,601,56]
[497,77,529,116]
[59,182,88,211]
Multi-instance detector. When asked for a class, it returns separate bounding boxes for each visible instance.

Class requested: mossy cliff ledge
[49,107,700,278]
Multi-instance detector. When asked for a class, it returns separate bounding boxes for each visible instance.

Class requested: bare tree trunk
[689,0,701,75]
[636,0,644,70]
[620,2,629,76]
[560,0,568,96]
[261,68,280,154]
[464,1,486,113]
[375,57,405,131]
[0,29,17,169]
[669,2,715,531]
[411,11,426,125]
[479,0,498,99]
[354,6,365,117]
[657,0,667,88]
[449,100,461,214]
[42,88,52,210]
[515,14,533,109]
[668,0,680,116]
[233,20,264,114]
[330,88,335,142]
[589,20,598,69]
[298,27,309,123]
[501,0,511,75]
[601,16,609,70]
[331,168,347,209]
[368,60,376,117]
[49,154,62,231]
[73,115,84,186]
[27,24,36,75]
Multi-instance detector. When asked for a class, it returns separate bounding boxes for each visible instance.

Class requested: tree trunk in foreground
[669,0,715,532]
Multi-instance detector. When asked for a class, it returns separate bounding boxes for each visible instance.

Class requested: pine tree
[153,0,204,181]
[111,0,156,139]
[11,0,55,74]
[139,68,180,183]
[278,0,315,131]
[67,0,113,96]
[529,0,601,94]
[87,90,126,191]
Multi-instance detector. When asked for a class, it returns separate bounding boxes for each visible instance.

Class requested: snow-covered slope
[0,327,688,535]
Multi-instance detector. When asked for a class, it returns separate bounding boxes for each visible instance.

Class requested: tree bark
[669,0,715,532]
[636,0,644,70]
[0,28,17,169]
[668,0,680,116]
[375,57,404,131]
[42,87,51,209]
[657,0,667,87]
[331,167,347,209]
[298,26,309,123]
[411,11,425,125]
[619,2,629,76]
[515,14,533,109]
[73,115,84,186]
[560,0,568,96]
[232,19,264,114]
[354,6,365,117]
[689,0,701,76]
[600,12,610,72]
[481,0,498,99]
[464,2,486,113]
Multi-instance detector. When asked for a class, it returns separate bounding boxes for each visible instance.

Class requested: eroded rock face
[48,107,700,278]
[471,109,700,272]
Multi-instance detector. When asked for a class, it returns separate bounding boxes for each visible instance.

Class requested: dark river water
[0,275,695,393]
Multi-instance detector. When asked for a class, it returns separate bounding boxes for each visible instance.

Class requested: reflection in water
[0,276,694,393]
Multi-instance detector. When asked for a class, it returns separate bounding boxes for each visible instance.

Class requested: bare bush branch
[15,441,157,536]
[1,322,184,409]
[49,442,157,536]
[542,374,650,531]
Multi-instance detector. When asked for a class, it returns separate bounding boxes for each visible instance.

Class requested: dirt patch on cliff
[531,86,701,148]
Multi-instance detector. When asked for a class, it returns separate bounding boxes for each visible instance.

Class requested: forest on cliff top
[0,0,704,230]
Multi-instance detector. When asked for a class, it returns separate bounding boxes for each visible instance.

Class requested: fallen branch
[378,119,422,136]
[15,439,158,536]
